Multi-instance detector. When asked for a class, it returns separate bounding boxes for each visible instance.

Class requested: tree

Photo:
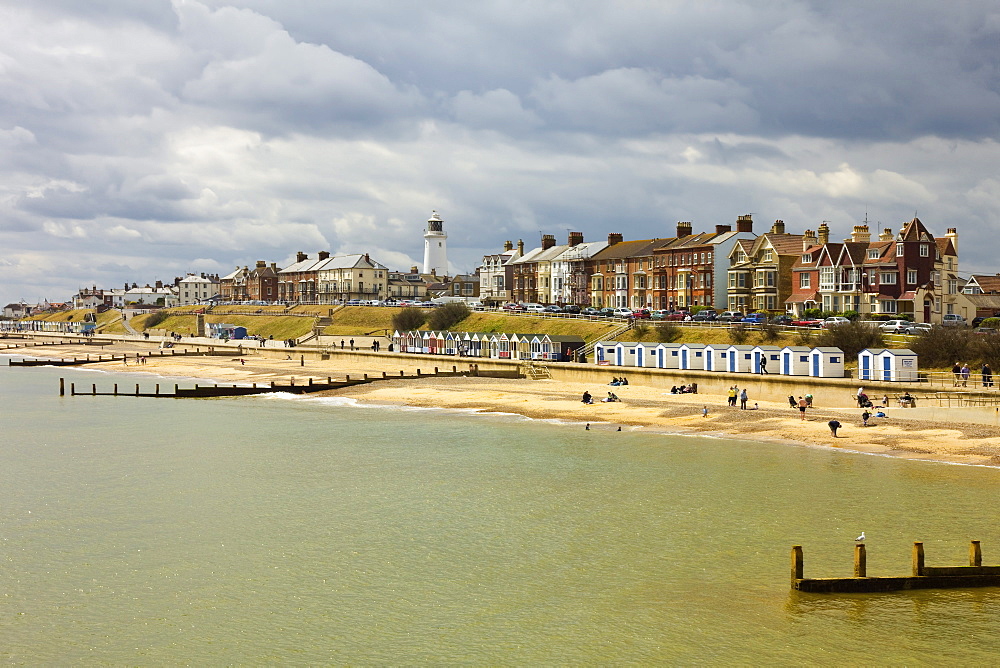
[909,326,975,368]
[427,302,471,330]
[392,307,426,332]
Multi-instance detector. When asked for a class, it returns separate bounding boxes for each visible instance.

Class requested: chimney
[364,253,370,263]
[770,219,785,234]
[568,231,584,246]
[517,239,525,255]
[541,234,556,250]
[270,263,277,272]
[851,225,871,243]
[880,227,894,242]
[256,260,266,268]
[715,224,732,235]
[503,240,513,252]
[676,221,693,237]
[410,266,418,274]
[946,227,958,253]
[802,229,817,251]
[818,223,830,245]
[296,251,307,263]
[736,214,753,233]
[155,280,162,289]
[608,233,623,246]
[318,251,330,260]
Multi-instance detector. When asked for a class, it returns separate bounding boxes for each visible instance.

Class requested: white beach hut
[725,345,756,374]
[679,343,708,371]
[594,341,617,365]
[614,342,641,367]
[780,346,812,376]
[751,345,782,375]
[809,347,845,378]
[633,342,658,368]
[704,344,728,372]
[860,348,919,382]
[857,348,883,382]
[654,343,683,369]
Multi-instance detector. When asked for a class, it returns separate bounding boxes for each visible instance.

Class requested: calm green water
[2,360,1000,664]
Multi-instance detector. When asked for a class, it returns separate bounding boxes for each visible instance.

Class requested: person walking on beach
[983,363,993,388]
[961,363,971,387]
[797,396,808,420]
[740,388,748,410]
[350,338,355,350]
[702,406,708,418]
[759,356,768,374]
[953,362,962,386]
[828,420,841,437]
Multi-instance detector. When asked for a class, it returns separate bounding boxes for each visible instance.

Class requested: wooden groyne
[9,349,236,366]
[792,541,1000,593]
[57,365,508,399]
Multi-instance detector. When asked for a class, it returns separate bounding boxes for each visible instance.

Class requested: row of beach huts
[593,342,919,381]
[392,330,919,382]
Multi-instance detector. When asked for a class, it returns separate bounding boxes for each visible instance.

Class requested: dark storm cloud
[1,0,1000,306]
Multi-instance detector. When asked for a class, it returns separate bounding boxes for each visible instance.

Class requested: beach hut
[635,342,659,368]
[704,344,728,372]
[527,334,545,360]
[860,348,919,382]
[612,342,640,367]
[780,346,812,376]
[809,347,845,378]
[751,345,782,375]
[496,333,512,359]
[679,343,708,371]
[487,333,502,359]
[725,345,756,374]
[547,335,586,362]
[653,343,683,369]
[594,341,617,365]
[444,331,459,356]
[392,330,405,351]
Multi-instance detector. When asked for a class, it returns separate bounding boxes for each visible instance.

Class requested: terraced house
[727,220,804,312]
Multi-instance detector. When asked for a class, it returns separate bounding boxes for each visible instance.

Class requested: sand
[8,337,1000,468]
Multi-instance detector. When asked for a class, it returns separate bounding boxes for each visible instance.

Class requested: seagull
[855,532,866,542]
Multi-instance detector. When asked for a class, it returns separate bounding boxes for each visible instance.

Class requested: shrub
[632,322,650,338]
[427,302,471,330]
[392,307,426,332]
[728,324,750,344]
[794,328,816,346]
[815,321,884,359]
[144,310,169,328]
[909,327,975,368]
[841,310,859,321]
[757,321,780,343]
[656,321,682,343]
[981,318,1000,328]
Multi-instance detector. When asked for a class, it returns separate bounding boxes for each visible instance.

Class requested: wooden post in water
[434,366,439,374]
[300,355,304,367]
[71,382,75,396]
[417,368,421,376]
[791,545,803,586]
[59,378,65,396]
[270,381,275,388]
[912,542,925,576]
[114,384,118,395]
[383,371,387,378]
[327,377,331,384]
[854,543,867,577]
[135,384,139,396]
[308,377,313,386]
[364,373,368,380]
[175,384,178,394]
[345,375,350,381]
[92,384,96,396]
[971,540,982,567]
[400,370,404,377]
[155,384,160,395]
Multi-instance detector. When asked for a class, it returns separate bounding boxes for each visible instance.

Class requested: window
[880,272,897,285]
[820,267,835,290]
[880,300,897,314]
[920,244,929,257]
[896,243,904,256]
[948,279,958,294]
[868,249,880,260]
[907,269,917,285]
[802,254,812,263]
[764,250,773,262]
[799,273,811,288]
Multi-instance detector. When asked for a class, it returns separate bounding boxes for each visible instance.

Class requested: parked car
[791,317,823,328]
[691,310,717,322]
[612,307,634,318]
[581,307,601,316]
[770,314,793,325]
[878,319,910,333]
[598,308,616,317]
[941,314,967,327]
[665,311,691,321]
[562,304,581,314]
[523,303,546,313]
[904,322,933,335]
[716,311,745,322]
[741,313,768,324]
[649,310,670,320]
[821,316,851,328]
[543,305,563,313]
[632,309,651,319]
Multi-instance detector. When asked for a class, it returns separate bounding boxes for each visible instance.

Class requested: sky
[2,0,1000,306]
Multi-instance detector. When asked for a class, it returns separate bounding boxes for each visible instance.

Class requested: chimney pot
[517,239,525,255]
[504,240,513,252]
[770,220,785,234]
[818,223,830,245]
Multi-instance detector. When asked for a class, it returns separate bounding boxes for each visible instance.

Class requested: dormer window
[802,254,812,263]
[868,249,880,260]
[896,243,904,255]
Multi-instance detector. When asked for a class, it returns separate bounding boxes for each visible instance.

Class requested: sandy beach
[8,337,1000,468]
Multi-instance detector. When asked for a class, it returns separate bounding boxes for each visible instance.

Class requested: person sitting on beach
[670,386,678,394]
[603,392,620,403]
[582,391,593,404]
[610,377,620,386]
[621,377,629,385]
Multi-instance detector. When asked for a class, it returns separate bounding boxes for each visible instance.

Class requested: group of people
[669,385,697,394]
[727,385,750,409]
[952,362,972,387]
[582,390,621,404]
[609,376,629,386]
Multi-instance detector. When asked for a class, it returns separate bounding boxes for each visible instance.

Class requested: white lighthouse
[422,210,448,276]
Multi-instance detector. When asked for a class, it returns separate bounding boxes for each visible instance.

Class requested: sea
[3,359,1000,664]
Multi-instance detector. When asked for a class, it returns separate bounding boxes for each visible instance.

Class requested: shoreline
[7,339,1000,469]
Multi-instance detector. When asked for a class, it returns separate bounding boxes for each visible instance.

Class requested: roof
[897,217,934,242]
[591,239,664,261]
[784,291,819,303]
